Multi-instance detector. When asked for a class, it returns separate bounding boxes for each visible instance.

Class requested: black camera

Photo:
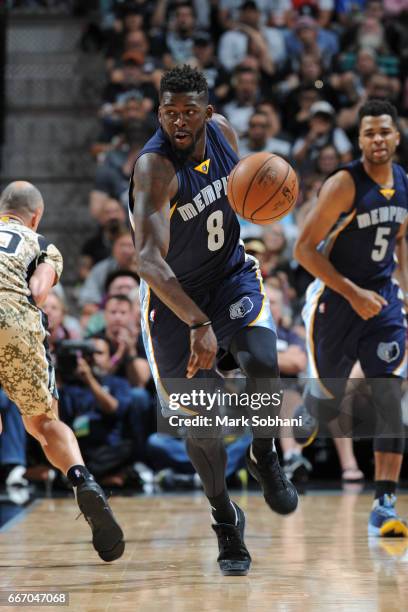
[55,339,99,384]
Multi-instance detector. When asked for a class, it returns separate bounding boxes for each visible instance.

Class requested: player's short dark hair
[358,99,398,127]
[160,65,208,102]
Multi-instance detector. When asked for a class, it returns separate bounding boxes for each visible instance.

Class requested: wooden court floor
[0,492,407,612]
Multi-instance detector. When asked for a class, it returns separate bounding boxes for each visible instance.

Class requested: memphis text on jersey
[177,176,228,222]
[356,205,407,229]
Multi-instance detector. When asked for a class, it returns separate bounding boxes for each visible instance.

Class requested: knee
[240,352,279,379]
[305,394,342,423]
[230,327,279,379]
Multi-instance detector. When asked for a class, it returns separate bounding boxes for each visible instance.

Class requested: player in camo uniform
[0,181,125,562]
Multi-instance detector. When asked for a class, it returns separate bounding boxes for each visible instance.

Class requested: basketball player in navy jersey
[129,65,298,575]
[294,99,408,536]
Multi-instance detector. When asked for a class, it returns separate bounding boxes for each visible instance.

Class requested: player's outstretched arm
[132,152,217,377]
[294,170,387,320]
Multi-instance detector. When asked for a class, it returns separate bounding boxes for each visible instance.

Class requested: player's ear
[395,128,400,147]
[206,105,214,121]
[30,207,43,231]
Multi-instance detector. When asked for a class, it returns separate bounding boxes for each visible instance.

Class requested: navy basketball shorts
[140,260,276,414]
[303,278,407,400]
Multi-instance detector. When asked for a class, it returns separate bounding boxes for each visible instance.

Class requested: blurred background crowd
[1,0,408,497]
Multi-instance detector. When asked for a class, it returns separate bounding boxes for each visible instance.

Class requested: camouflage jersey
[0,215,63,305]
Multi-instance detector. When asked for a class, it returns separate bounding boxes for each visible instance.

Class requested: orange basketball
[227,152,299,225]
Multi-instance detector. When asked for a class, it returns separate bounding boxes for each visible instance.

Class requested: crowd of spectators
[1,0,408,495]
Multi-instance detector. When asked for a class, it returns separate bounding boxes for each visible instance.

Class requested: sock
[374,480,396,500]
[251,438,275,462]
[208,489,237,525]
[67,465,92,487]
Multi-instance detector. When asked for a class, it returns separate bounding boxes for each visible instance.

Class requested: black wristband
[189,320,212,330]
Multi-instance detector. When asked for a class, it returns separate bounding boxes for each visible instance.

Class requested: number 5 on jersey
[371,227,391,262]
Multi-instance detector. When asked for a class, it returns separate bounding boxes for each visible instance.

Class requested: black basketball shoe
[212,502,251,576]
[76,478,125,562]
[246,445,298,515]
[292,404,319,447]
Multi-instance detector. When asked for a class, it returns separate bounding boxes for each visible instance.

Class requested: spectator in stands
[102,51,158,110]
[79,228,136,310]
[284,84,322,139]
[217,0,286,74]
[281,53,339,112]
[261,223,292,279]
[293,100,352,174]
[90,118,155,218]
[217,0,286,31]
[43,291,81,355]
[190,31,231,106]
[82,197,126,266]
[105,6,147,71]
[315,143,341,176]
[222,66,262,137]
[85,269,140,337]
[285,14,339,71]
[58,336,147,487]
[164,2,196,64]
[98,89,155,146]
[239,110,291,157]
[102,294,150,388]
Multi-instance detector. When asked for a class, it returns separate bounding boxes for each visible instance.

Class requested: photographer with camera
[58,336,147,487]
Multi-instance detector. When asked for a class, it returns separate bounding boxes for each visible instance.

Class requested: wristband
[189,320,212,330]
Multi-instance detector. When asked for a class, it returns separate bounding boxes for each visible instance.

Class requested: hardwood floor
[0,493,407,611]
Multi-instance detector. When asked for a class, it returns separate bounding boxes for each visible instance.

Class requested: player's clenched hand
[347,287,388,320]
[187,326,217,379]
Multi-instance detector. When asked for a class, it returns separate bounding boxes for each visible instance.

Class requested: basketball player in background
[130,65,298,575]
[0,181,124,561]
[294,100,408,537]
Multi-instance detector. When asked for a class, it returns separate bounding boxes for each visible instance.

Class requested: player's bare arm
[132,152,217,377]
[294,170,387,320]
[29,262,58,307]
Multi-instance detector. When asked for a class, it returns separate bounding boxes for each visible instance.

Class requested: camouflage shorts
[0,299,57,419]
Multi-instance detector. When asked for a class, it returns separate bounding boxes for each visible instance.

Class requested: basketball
[227,152,299,225]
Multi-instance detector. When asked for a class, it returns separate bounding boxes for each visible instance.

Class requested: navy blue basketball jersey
[129,120,245,290]
[320,160,408,287]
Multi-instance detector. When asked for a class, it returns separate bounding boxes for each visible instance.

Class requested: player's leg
[0,313,125,562]
[292,285,357,445]
[22,402,82,472]
[359,290,407,537]
[185,434,251,575]
[140,281,250,574]
[229,325,298,514]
